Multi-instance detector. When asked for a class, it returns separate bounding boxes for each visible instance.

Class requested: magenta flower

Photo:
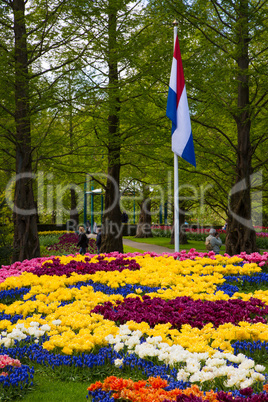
[31,256,140,277]
[92,295,268,329]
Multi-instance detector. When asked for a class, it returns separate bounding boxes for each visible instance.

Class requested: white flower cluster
[114,358,124,368]
[0,320,61,348]
[106,324,265,390]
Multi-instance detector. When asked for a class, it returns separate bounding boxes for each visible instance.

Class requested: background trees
[148,0,268,254]
[0,0,266,259]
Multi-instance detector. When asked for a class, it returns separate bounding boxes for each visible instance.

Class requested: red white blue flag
[166,36,196,167]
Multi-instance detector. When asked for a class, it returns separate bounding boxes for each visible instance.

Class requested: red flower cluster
[88,376,217,402]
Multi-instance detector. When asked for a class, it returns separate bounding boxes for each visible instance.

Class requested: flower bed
[44,233,97,255]
[0,250,268,400]
[0,354,33,400]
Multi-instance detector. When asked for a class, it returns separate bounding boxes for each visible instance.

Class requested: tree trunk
[70,188,79,229]
[101,162,123,253]
[68,73,79,229]
[136,198,153,238]
[12,0,40,262]
[100,3,123,253]
[52,211,56,224]
[225,0,257,255]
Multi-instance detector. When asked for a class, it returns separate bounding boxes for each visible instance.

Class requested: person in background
[77,226,88,255]
[96,228,101,254]
[211,231,222,254]
[121,211,128,223]
[206,228,222,254]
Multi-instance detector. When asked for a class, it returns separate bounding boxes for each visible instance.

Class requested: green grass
[13,372,89,402]
[124,237,226,254]
[123,245,145,253]
[125,236,174,248]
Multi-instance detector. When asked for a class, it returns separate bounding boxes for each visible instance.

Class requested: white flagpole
[174,153,179,252]
[173,20,179,253]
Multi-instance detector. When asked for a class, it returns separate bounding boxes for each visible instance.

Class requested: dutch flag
[166,36,196,167]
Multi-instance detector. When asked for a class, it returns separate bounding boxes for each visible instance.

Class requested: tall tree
[69,0,162,252]
[0,0,90,261]
[225,0,260,254]
[101,0,123,252]
[148,0,267,254]
[12,0,40,262]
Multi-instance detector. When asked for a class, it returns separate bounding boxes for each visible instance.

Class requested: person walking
[121,211,129,223]
[77,226,88,255]
[205,228,222,254]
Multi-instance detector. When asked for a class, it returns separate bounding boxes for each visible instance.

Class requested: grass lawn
[124,236,227,254]
[125,236,174,248]
[14,372,88,402]
[123,245,146,253]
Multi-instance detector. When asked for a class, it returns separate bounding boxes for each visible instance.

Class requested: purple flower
[91,295,268,329]
[31,256,141,277]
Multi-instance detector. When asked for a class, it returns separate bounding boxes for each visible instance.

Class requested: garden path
[123,238,173,254]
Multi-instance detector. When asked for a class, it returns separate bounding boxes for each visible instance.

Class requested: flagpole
[167,22,196,250]
[173,20,179,253]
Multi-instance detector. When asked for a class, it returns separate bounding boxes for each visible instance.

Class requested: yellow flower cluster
[0,254,265,356]
[233,289,268,304]
[125,320,268,355]
[43,314,119,354]
[88,255,260,290]
[42,254,113,267]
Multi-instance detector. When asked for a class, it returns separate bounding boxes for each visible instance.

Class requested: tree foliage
[148,0,267,253]
[0,0,266,259]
